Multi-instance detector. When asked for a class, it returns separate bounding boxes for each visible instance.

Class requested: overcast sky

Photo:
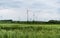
[0,0,60,21]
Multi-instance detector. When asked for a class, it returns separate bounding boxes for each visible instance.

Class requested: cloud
[0,0,59,21]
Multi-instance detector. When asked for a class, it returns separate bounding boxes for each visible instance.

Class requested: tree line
[0,20,60,24]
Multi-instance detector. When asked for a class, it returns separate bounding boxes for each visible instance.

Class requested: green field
[0,24,60,38]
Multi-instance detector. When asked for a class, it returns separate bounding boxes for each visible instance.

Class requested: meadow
[0,24,60,38]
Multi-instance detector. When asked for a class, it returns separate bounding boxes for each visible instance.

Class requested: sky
[0,0,60,21]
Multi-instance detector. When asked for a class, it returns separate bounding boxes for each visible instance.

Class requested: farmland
[0,24,60,38]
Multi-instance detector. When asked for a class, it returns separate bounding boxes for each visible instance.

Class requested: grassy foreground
[0,24,60,38]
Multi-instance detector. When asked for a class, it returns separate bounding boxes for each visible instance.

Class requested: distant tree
[48,20,60,24]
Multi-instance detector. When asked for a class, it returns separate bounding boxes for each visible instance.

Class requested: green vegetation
[0,24,59,38]
[0,20,60,24]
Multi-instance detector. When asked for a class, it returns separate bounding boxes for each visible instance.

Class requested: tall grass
[0,24,59,38]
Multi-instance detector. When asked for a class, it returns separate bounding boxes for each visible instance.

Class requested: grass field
[0,24,60,38]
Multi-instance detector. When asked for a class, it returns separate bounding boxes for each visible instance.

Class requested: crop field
[0,24,60,38]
